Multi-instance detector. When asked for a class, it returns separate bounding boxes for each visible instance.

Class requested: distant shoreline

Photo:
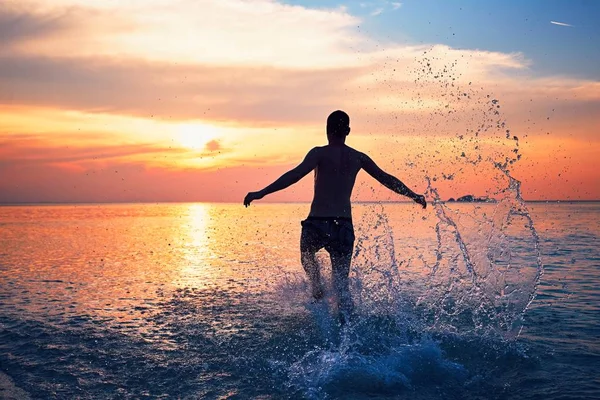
[1,200,599,206]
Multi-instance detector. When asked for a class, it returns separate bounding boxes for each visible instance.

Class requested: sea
[0,200,598,399]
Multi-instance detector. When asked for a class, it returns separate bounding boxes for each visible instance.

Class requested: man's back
[243,110,425,318]
[309,144,362,219]
[243,110,425,212]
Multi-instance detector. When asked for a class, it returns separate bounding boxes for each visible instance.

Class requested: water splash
[288,323,468,399]
[283,48,545,397]
[404,47,543,337]
[420,175,543,337]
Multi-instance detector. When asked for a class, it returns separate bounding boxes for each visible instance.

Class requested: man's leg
[330,250,354,315]
[301,249,324,300]
[300,223,324,300]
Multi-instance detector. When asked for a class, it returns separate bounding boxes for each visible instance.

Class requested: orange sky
[0,0,598,202]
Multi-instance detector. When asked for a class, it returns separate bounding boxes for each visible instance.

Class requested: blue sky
[285,0,600,79]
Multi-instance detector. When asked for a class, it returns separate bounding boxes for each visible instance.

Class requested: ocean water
[0,201,598,399]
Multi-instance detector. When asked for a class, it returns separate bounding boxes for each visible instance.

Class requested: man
[244,110,426,319]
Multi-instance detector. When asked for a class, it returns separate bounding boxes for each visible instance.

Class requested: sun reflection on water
[175,203,217,288]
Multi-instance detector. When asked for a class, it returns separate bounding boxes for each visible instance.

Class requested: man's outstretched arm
[360,153,427,208]
[244,148,319,207]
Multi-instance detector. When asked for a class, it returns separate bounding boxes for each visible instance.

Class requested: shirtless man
[244,110,426,318]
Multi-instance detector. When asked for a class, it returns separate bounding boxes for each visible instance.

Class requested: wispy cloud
[365,1,401,17]
[205,140,221,152]
[0,135,184,165]
[5,0,362,69]
[371,7,384,16]
[550,20,573,27]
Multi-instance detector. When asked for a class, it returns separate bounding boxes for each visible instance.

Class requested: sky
[0,0,598,203]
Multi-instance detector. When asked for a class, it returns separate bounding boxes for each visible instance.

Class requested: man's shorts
[300,216,355,256]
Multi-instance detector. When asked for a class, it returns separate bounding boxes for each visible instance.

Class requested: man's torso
[308,145,362,219]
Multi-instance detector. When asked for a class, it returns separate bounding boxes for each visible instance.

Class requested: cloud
[6,0,364,69]
[205,140,221,152]
[1,42,597,147]
[0,2,132,52]
[364,1,401,15]
[0,54,363,124]
[550,21,573,27]
[0,3,68,46]
[2,132,597,203]
[0,0,545,115]
[0,133,187,166]
[0,155,314,203]
[0,44,535,129]
[0,1,596,136]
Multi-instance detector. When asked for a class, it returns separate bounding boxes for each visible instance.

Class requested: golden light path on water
[0,201,543,338]
[177,203,214,288]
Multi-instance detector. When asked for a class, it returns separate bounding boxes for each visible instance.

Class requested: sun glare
[175,123,219,150]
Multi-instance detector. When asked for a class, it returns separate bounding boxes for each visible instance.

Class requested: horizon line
[1,199,599,206]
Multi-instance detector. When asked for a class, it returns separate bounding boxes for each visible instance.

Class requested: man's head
[327,110,350,138]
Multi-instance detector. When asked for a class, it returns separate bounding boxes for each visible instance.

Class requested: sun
[175,123,218,150]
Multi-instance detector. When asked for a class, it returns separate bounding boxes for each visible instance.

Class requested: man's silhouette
[244,110,426,319]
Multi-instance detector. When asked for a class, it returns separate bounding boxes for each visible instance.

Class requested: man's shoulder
[310,145,365,160]
[307,146,326,156]
[345,146,367,159]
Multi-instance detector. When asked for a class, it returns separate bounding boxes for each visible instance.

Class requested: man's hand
[244,191,264,207]
[413,194,427,209]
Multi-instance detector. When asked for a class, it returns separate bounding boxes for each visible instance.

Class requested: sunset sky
[1,0,598,203]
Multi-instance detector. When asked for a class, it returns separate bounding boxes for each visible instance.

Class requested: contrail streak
[550,21,573,27]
